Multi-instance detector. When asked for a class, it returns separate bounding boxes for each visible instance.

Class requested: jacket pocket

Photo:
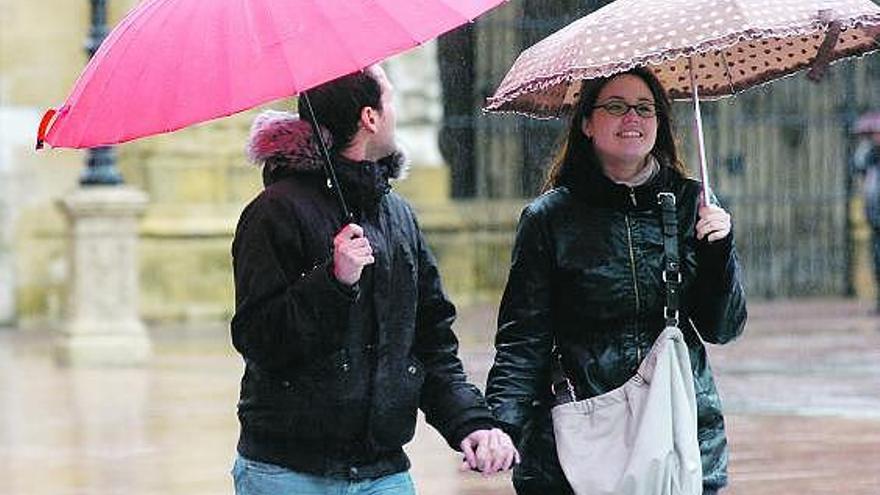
[240,349,358,441]
[371,355,425,448]
[238,456,290,475]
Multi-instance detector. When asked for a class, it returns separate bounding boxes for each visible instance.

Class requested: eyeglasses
[593,101,657,118]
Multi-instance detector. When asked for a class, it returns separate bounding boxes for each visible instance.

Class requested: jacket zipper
[624,214,642,363]
[628,187,637,207]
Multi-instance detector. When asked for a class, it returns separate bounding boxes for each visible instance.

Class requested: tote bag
[550,325,702,495]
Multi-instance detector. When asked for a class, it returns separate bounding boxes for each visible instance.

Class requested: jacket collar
[245,110,409,211]
[559,156,680,211]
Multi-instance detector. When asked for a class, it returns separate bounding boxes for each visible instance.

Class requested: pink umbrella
[37,0,506,150]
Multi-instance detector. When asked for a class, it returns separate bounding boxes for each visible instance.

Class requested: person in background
[853,119,880,311]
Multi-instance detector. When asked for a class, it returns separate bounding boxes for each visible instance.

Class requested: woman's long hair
[542,67,688,192]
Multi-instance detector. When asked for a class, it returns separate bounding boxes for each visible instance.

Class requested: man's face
[366,65,397,161]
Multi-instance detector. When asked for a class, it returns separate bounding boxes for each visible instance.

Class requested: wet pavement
[1,298,879,494]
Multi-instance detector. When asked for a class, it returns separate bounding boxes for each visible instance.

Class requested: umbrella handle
[300,92,352,223]
[36,108,58,150]
[688,57,711,207]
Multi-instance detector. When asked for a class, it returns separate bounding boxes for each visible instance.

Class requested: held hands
[459,428,520,476]
[695,205,731,243]
[333,223,374,286]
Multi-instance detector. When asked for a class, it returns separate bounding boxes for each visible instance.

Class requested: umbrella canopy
[39,0,506,149]
[485,0,880,118]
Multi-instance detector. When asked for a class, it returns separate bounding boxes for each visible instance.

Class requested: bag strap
[550,191,681,405]
[657,192,680,328]
[550,349,576,405]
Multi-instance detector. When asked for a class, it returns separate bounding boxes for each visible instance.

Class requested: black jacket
[485,163,747,494]
[232,111,494,479]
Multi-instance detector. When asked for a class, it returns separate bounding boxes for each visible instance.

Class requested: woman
[485,68,747,495]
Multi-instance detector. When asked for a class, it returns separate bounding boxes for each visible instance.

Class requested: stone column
[0,107,41,327]
[0,113,18,327]
[56,186,151,366]
[0,198,12,327]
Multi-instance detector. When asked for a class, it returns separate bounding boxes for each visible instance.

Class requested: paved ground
[1,298,879,494]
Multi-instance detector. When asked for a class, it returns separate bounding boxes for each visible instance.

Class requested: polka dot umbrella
[484,0,880,205]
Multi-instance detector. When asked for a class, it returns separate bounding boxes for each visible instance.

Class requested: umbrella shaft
[688,57,711,207]
[300,92,352,222]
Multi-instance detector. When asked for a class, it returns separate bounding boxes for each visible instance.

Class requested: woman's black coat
[485,164,747,494]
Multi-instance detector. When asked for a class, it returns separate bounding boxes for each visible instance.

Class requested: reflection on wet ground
[1,299,879,494]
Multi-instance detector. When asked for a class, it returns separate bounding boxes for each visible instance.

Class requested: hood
[245,110,409,183]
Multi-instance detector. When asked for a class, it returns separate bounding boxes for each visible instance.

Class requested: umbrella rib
[73,0,179,146]
[426,0,471,22]
[165,0,214,133]
[311,1,371,76]
[377,0,476,44]
[215,0,236,118]
[720,50,736,97]
[122,0,192,140]
[468,0,509,22]
[254,0,305,95]
[370,0,423,47]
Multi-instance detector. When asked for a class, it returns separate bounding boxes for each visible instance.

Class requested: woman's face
[582,74,658,168]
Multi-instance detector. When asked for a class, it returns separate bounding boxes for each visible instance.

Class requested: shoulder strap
[551,193,681,405]
[550,348,576,405]
[657,192,680,328]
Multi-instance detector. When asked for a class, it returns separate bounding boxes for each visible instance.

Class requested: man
[230,65,517,494]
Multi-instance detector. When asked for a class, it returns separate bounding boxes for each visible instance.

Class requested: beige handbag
[551,325,702,495]
[549,193,702,495]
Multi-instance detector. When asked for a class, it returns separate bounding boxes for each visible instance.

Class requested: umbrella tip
[807,15,841,84]
[35,108,58,151]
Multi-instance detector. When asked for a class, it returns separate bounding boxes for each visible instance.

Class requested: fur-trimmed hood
[246,110,409,185]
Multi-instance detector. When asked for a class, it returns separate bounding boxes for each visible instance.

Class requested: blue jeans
[232,455,417,495]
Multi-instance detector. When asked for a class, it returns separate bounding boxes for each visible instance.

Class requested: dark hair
[298,69,383,152]
[543,67,688,192]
